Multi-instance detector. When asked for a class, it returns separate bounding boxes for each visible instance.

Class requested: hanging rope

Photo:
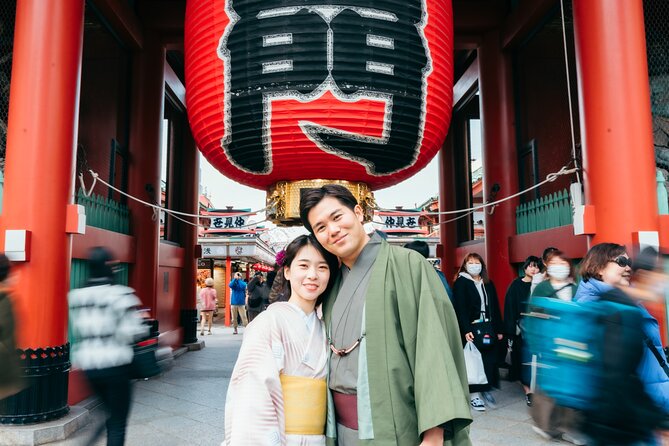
[375,164,579,216]
[80,170,268,220]
[559,0,582,184]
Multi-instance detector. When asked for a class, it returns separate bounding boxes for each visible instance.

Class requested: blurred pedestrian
[531,246,559,293]
[504,255,541,404]
[530,250,584,444]
[228,273,247,335]
[68,247,147,446]
[246,272,268,322]
[225,234,338,445]
[573,243,666,445]
[403,240,453,300]
[268,250,289,304]
[199,277,217,335]
[453,253,503,411]
[0,254,24,400]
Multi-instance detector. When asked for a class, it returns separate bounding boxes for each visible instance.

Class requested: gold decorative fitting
[267,180,376,226]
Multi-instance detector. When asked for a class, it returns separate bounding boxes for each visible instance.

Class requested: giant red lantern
[185,0,453,223]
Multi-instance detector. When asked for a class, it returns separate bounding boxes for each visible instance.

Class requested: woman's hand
[465,332,474,342]
[497,334,504,341]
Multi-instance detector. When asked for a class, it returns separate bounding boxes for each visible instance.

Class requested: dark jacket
[247,277,269,310]
[503,277,532,337]
[452,273,503,339]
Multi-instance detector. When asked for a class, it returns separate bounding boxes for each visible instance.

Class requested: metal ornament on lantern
[185,0,454,224]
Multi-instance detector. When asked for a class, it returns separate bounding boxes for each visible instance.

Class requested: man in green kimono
[300,185,472,446]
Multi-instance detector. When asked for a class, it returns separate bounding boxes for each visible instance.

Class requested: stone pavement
[49,320,555,446]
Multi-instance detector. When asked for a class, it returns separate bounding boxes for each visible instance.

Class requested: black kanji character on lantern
[406,216,417,228]
[220,1,429,175]
[384,216,396,227]
[204,247,212,255]
[224,217,235,229]
[396,216,405,227]
[234,217,246,228]
[212,217,224,229]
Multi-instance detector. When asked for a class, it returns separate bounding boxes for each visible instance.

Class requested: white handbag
[464,341,488,385]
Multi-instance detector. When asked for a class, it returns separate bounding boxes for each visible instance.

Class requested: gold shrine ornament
[267,180,376,225]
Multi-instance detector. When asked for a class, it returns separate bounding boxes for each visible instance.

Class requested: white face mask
[547,265,570,281]
[466,263,482,276]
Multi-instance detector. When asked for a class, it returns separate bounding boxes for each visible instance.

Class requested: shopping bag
[464,341,488,385]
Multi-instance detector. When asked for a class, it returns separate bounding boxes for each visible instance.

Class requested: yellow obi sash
[280,374,327,435]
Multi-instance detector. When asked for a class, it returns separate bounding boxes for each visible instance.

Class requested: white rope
[83,169,268,220]
[376,164,579,216]
[560,0,581,184]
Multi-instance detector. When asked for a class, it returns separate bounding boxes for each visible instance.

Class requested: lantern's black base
[180,309,199,344]
[0,344,70,425]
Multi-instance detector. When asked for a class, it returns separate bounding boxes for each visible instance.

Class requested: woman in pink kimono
[224,234,338,446]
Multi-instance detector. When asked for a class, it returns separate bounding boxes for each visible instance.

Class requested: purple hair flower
[275,249,287,267]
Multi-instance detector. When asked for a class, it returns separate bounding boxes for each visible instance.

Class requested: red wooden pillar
[3,0,84,348]
[128,38,165,312]
[179,127,200,343]
[478,30,519,303]
[439,133,457,282]
[225,256,232,326]
[573,0,658,247]
[1,0,84,422]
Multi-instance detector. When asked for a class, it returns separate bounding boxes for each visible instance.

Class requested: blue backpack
[522,296,643,411]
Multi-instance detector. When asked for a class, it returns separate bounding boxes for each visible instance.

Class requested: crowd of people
[3,182,665,446]
[223,183,669,446]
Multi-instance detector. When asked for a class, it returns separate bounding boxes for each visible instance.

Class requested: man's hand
[497,334,504,341]
[465,332,474,342]
[420,426,443,446]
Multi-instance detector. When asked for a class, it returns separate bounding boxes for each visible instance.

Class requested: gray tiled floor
[50,321,555,445]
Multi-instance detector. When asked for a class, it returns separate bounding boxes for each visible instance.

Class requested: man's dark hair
[88,246,114,281]
[0,254,11,282]
[404,240,429,259]
[299,185,358,233]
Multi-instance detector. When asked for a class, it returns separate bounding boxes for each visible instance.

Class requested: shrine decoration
[185,0,454,224]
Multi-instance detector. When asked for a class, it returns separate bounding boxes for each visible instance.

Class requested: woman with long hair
[224,234,338,445]
[452,253,503,411]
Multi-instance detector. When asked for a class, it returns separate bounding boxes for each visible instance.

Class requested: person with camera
[229,272,248,335]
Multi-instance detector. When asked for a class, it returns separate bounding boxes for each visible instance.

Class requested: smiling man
[300,185,472,446]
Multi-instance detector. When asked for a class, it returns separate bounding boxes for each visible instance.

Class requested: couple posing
[225,185,472,445]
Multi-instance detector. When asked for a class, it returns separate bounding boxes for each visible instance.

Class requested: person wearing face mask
[453,253,503,411]
[529,251,585,445]
[504,255,542,406]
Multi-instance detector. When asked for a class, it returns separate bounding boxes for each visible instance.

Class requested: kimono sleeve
[396,252,473,441]
[224,314,285,446]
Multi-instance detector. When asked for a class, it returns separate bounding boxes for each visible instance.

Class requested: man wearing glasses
[300,185,472,446]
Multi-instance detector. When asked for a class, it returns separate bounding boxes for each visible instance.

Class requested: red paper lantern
[185,0,454,191]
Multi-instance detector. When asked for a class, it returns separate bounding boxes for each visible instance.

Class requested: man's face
[307,196,369,268]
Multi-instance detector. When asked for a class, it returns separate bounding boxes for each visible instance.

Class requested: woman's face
[599,253,632,286]
[284,245,331,306]
[524,263,541,278]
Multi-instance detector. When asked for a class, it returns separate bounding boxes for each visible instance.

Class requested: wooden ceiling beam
[502,0,558,49]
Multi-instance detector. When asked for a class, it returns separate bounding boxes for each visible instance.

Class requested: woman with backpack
[530,250,584,445]
[224,234,338,445]
[574,243,668,445]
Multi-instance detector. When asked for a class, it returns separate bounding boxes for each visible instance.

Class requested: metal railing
[76,188,130,234]
[516,189,573,234]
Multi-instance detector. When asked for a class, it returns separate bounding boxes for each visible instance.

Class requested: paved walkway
[51,321,554,445]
